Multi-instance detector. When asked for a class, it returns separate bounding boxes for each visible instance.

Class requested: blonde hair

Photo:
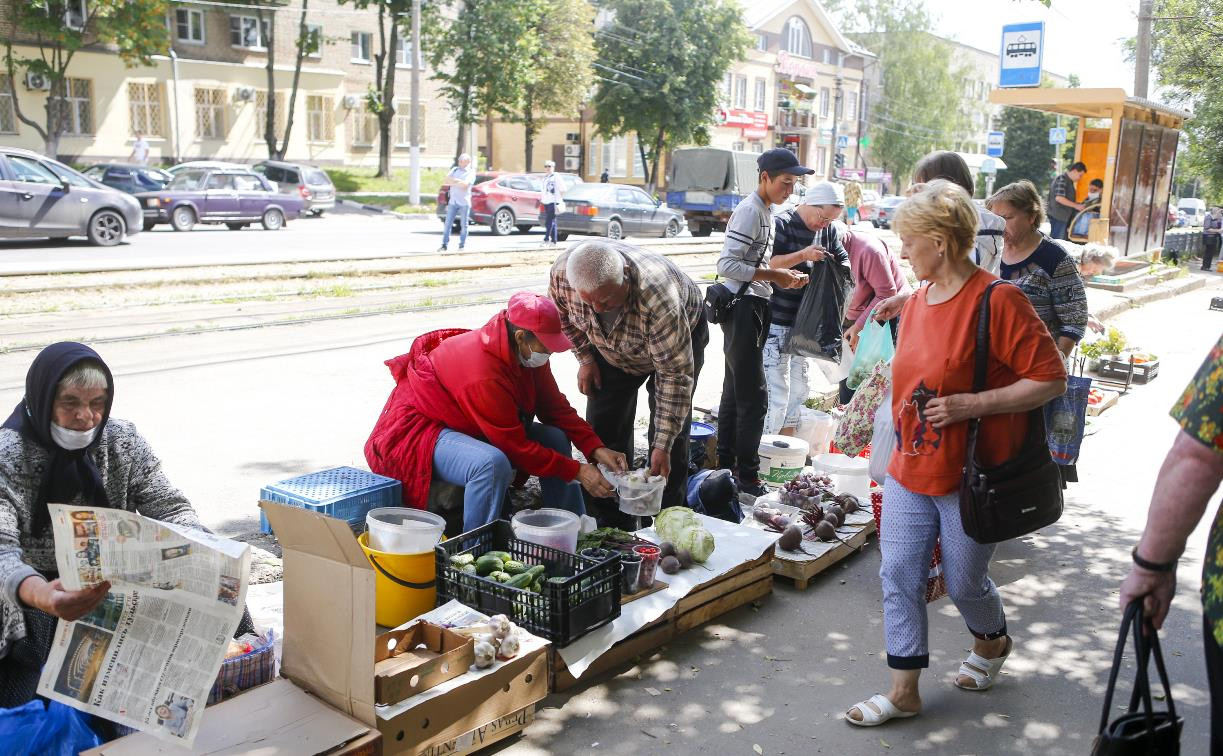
[987,180,1046,229]
[891,179,978,260]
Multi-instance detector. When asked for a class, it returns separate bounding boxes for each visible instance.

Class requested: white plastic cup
[366,507,446,554]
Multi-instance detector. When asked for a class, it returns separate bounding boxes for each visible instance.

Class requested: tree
[3,0,169,156]
[993,104,1055,190]
[592,0,749,193]
[846,2,974,185]
[515,0,595,172]
[428,0,539,164]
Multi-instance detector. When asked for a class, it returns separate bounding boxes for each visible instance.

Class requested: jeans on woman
[762,323,810,435]
[879,476,1007,670]
[432,422,585,532]
[541,202,558,243]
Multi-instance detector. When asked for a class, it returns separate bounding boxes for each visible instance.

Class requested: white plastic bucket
[511,508,582,553]
[366,507,446,554]
[812,453,871,500]
[758,435,810,484]
[796,408,837,455]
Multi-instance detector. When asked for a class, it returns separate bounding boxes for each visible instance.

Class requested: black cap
[757,148,814,176]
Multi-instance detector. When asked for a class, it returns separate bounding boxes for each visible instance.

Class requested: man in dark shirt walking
[1046,161,1087,241]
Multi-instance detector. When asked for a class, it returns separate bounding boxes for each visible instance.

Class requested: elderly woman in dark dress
[0,342,253,707]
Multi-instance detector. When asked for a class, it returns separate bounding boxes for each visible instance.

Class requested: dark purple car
[136,168,304,232]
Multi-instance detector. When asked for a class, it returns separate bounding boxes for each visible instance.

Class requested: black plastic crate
[1098,356,1159,383]
[434,520,621,647]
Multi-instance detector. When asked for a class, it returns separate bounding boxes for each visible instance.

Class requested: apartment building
[0,1,460,168]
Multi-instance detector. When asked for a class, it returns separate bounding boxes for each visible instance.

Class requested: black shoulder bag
[1091,600,1183,755]
[959,280,1064,544]
[704,231,770,325]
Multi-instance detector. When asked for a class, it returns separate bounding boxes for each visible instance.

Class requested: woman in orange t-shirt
[846,181,1067,728]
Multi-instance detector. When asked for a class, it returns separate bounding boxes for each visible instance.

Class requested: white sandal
[954,636,1013,691]
[844,694,919,727]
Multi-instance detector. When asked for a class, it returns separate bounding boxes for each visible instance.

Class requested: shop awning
[955,152,1008,172]
[989,87,1188,128]
[792,83,817,95]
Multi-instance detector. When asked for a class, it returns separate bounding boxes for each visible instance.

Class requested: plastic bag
[0,700,102,756]
[782,255,853,362]
[1044,375,1091,465]
[868,387,894,484]
[833,361,890,457]
[846,316,896,390]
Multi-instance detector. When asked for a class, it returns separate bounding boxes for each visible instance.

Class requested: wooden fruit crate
[547,547,774,692]
[1087,388,1119,416]
[744,497,877,590]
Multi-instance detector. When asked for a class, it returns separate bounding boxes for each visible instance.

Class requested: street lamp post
[169,49,181,164]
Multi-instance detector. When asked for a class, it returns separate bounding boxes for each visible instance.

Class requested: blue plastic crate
[258,466,402,534]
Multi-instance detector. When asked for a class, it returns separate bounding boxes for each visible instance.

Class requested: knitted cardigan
[0,418,204,657]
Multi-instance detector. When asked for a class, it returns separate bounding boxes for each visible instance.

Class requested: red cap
[506,292,572,353]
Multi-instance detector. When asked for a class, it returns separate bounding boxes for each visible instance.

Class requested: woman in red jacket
[365,293,626,532]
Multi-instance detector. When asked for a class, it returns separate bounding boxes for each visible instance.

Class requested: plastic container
[358,532,437,627]
[601,467,667,517]
[511,508,582,553]
[620,551,644,594]
[812,453,871,500]
[435,520,621,646]
[633,544,660,590]
[758,435,811,484]
[366,507,446,554]
[259,466,401,534]
[796,409,837,455]
[689,421,716,469]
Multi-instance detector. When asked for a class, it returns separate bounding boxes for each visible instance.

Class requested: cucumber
[460,563,477,575]
[490,571,511,584]
[449,553,475,567]
[506,565,546,589]
[502,560,528,576]
[475,554,504,576]
[485,551,513,564]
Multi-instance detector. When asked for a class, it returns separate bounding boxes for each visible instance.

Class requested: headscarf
[1,342,114,534]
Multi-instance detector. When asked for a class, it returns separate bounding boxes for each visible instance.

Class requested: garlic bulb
[474,640,496,669]
[488,614,512,641]
[496,632,520,660]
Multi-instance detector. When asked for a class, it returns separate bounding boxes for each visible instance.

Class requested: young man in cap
[365,292,627,531]
[715,148,811,495]
[764,181,851,433]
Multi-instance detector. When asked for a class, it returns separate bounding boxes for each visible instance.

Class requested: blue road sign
[836,134,849,149]
[1049,127,1067,145]
[999,22,1045,88]
[986,131,1005,157]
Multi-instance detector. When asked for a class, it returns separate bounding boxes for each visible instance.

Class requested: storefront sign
[865,168,892,183]
[742,126,769,140]
[774,50,822,81]
[725,109,768,130]
[837,168,866,181]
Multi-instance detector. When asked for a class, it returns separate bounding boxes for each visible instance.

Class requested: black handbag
[1091,601,1184,755]
[703,234,770,325]
[958,280,1064,544]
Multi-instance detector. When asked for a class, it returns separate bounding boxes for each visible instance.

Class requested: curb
[1095,274,1208,321]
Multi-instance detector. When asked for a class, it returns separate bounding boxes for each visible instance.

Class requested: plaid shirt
[1047,172,1078,222]
[549,247,703,453]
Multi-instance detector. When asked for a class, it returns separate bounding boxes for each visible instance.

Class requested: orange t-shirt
[886,270,1067,496]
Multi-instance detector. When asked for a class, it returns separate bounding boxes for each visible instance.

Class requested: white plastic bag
[796,408,837,455]
[868,388,894,485]
[812,338,854,385]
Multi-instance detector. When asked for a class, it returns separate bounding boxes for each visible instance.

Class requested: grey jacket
[717,191,774,300]
[0,418,203,657]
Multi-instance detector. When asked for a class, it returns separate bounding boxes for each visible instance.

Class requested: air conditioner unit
[563,156,580,171]
[24,71,50,91]
[563,144,580,157]
[564,132,580,143]
[342,94,361,109]
[234,86,255,102]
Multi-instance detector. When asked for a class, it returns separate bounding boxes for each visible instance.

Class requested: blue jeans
[441,203,470,249]
[432,422,585,532]
[541,202,557,243]
[1048,216,1069,241]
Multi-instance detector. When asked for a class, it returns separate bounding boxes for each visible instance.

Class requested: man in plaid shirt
[550,241,708,524]
[1046,161,1087,240]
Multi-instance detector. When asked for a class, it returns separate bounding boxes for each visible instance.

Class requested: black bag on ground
[1092,601,1183,755]
[780,254,852,361]
[959,280,1064,544]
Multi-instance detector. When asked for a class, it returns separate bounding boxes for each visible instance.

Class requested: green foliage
[993,105,1055,192]
[515,0,596,170]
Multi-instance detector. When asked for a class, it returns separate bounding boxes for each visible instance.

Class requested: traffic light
[834,152,845,169]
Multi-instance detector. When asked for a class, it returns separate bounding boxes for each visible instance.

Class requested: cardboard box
[260,501,550,755]
[375,621,474,704]
[82,678,381,755]
[418,705,535,756]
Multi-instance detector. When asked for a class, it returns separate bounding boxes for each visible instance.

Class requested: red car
[435,170,502,228]
[466,172,580,236]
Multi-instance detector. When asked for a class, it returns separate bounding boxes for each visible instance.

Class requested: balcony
[777,108,817,132]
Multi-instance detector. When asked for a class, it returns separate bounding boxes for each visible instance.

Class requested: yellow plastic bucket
[357,532,437,628]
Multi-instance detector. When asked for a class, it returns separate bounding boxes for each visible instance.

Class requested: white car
[166,160,246,176]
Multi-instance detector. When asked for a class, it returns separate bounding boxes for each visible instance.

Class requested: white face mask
[521,350,550,369]
[51,422,98,451]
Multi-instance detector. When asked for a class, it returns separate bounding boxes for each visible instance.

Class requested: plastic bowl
[366,507,446,554]
[600,466,666,516]
[510,508,582,553]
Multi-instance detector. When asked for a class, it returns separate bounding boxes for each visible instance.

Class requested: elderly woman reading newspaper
[0,342,254,708]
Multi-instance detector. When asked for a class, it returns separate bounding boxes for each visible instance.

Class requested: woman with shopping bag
[844,181,1067,727]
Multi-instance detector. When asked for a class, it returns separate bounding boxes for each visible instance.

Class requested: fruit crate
[435,520,622,647]
[258,466,401,534]
[1097,356,1159,384]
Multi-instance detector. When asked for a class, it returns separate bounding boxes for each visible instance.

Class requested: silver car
[556,183,684,240]
[252,160,336,216]
[0,147,142,246]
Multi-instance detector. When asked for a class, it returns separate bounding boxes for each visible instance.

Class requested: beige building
[484,0,870,186]
[0,1,460,168]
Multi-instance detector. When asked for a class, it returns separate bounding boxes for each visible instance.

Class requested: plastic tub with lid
[366,507,446,554]
[511,508,582,553]
[812,453,871,500]
[758,435,810,484]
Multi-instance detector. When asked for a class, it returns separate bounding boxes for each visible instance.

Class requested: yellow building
[0,1,462,168]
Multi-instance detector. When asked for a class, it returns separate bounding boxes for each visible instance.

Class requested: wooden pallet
[1087,389,1119,416]
[769,520,875,590]
[547,548,775,692]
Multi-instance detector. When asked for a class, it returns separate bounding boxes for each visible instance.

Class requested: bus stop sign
[986,131,1005,157]
[999,22,1044,88]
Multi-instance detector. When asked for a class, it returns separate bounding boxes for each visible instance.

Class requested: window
[750,142,764,153]
[230,15,268,49]
[835,91,843,120]
[587,138,601,176]
[9,155,61,184]
[722,72,733,103]
[0,75,16,134]
[61,78,92,136]
[822,48,831,64]
[352,101,377,146]
[233,174,263,192]
[734,75,747,109]
[732,141,745,151]
[128,82,162,137]
[307,95,334,142]
[395,30,421,68]
[304,24,322,57]
[175,8,204,44]
[847,91,858,121]
[63,0,86,30]
[756,34,767,52]
[206,173,234,190]
[819,87,830,118]
[351,32,372,62]
[254,90,286,141]
[815,147,826,175]
[597,136,627,178]
[631,142,645,178]
[194,87,225,139]
[785,17,813,58]
[631,188,654,205]
[394,101,426,146]
[754,79,766,111]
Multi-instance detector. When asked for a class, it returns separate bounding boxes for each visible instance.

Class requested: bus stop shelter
[988,87,1188,257]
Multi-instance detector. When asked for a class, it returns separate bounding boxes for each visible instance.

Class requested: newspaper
[36,504,251,746]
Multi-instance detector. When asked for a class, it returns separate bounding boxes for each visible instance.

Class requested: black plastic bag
[782,255,853,361]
